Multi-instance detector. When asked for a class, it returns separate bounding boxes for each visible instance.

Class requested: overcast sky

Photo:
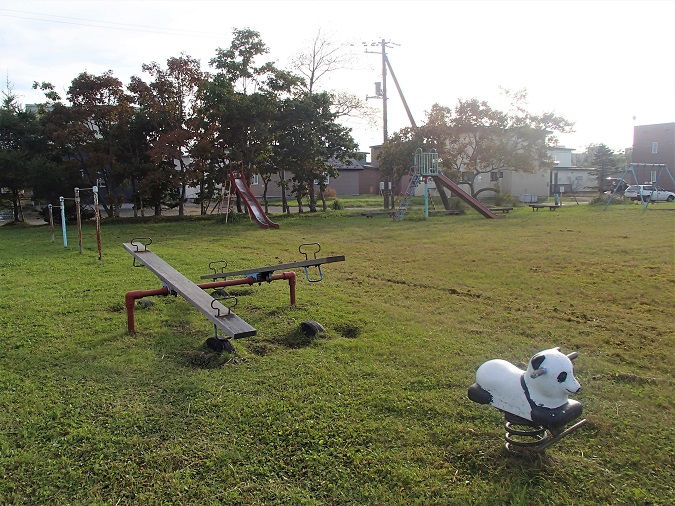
[1,0,674,156]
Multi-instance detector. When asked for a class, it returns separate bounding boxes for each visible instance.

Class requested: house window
[650,170,657,182]
[490,171,499,182]
[652,142,658,154]
[314,174,330,185]
[252,175,259,185]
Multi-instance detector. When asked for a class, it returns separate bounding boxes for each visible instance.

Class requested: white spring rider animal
[468,347,588,454]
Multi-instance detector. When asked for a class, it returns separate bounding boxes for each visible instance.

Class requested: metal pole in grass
[73,186,103,260]
[74,188,83,254]
[48,204,55,243]
[59,196,67,247]
[93,186,102,260]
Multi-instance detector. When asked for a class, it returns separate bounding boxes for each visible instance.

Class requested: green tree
[203,29,300,213]
[66,71,135,216]
[0,83,69,222]
[31,81,91,209]
[376,127,419,188]
[0,87,42,221]
[115,107,156,217]
[34,72,135,217]
[381,90,574,197]
[273,92,357,213]
[590,143,619,193]
[192,73,237,214]
[129,54,206,216]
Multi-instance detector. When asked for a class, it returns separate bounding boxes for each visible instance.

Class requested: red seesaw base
[125,271,296,333]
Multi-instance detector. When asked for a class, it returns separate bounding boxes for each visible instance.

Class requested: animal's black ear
[531,354,546,370]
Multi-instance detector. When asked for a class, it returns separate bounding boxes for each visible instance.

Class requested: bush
[447,197,464,212]
[323,187,337,199]
[591,194,626,205]
[493,192,517,207]
[332,199,344,210]
[215,211,245,224]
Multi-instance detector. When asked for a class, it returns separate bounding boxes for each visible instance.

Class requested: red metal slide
[230,173,280,229]
[433,173,502,219]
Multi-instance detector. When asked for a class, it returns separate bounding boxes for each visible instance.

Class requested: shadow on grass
[247,320,347,355]
[177,348,239,369]
[270,326,321,349]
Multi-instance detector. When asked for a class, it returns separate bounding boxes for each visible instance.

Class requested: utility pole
[381,39,388,144]
[365,39,394,143]
[365,39,399,209]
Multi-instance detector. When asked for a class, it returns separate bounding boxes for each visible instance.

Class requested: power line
[0,8,223,38]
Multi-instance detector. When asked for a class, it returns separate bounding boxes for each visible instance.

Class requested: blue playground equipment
[394,148,501,220]
[394,148,438,221]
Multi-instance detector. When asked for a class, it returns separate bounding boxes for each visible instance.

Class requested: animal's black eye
[557,372,567,383]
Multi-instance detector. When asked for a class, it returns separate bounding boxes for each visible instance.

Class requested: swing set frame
[604,163,675,210]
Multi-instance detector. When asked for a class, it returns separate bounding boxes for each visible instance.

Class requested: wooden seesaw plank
[123,243,256,339]
[200,256,346,280]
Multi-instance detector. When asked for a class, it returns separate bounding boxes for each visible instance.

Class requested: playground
[0,205,673,504]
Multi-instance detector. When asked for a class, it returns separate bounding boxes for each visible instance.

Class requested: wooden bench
[529,204,561,211]
[488,207,514,213]
[124,242,256,338]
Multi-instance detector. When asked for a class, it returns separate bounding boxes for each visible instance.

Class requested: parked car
[623,184,675,202]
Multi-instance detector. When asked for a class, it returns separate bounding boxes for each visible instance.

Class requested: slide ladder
[433,173,502,219]
[393,172,421,221]
[230,172,279,229]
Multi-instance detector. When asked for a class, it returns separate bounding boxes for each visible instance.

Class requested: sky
[1,0,674,157]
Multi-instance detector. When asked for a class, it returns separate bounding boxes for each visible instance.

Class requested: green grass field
[1,202,673,505]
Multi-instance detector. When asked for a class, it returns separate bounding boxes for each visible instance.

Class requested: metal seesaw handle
[211,294,238,317]
[303,265,324,283]
[299,242,321,260]
[130,237,152,251]
[208,260,228,276]
[130,237,153,267]
[299,242,323,282]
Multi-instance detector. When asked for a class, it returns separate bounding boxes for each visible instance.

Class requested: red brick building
[631,123,675,191]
